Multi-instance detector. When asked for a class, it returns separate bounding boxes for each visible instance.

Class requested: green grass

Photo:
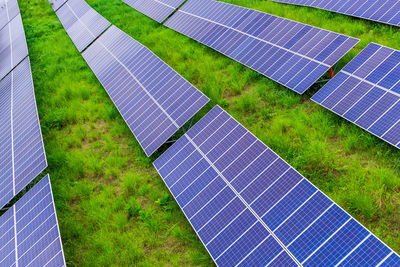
[19,0,400,265]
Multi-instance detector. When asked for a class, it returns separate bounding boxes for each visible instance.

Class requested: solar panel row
[0,57,48,210]
[122,0,186,23]
[313,43,400,149]
[163,0,359,94]
[0,14,28,81]
[55,0,111,52]
[0,0,19,31]
[0,175,66,266]
[82,25,209,156]
[272,0,400,27]
[154,105,400,266]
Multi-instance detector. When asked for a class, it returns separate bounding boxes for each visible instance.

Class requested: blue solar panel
[0,0,19,31]
[0,57,48,209]
[82,25,209,156]
[0,14,28,80]
[55,0,111,52]
[273,0,400,27]
[164,0,359,94]
[123,0,186,23]
[0,174,66,266]
[49,0,68,11]
[153,105,400,266]
[312,43,400,149]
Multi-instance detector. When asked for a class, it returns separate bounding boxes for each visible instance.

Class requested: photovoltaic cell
[164,0,359,94]
[122,0,186,23]
[312,43,400,149]
[0,57,47,209]
[272,0,400,27]
[153,105,400,266]
[0,14,28,80]
[55,0,111,52]
[0,175,66,266]
[49,0,68,11]
[0,0,20,31]
[82,25,209,156]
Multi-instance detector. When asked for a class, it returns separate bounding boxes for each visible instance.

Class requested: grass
[18,0,400,265]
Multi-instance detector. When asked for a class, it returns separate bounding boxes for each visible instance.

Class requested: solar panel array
[154,105,400,266]
[0,175,66,266]
[0,0,19,30]
[164,0,359,94]
[122,0,186,23]
[82,25,209,156]
[0,14,28,80]
[55,0,111,52]
[0,57,48,209]
[272,0,400,27]
[312,43,400,149]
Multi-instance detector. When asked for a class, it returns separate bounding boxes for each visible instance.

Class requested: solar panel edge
[45,173,67,265]
[153,105,400,264]
[26,56,49,171]
[122,0,184,23]
[272,0,400,28]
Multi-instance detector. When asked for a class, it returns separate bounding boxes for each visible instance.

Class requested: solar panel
[164,0,359,94]
[312,43,400,149]
[0,57,48,209]
[0,0,20,31]
[153,105,400,266]
[0,14,28,80]
[49,0,68,11]
[122,0,186,23]
[55,0,111,52]
[0,174,66,266]
[82,25,209,156]
[272,0,400,27]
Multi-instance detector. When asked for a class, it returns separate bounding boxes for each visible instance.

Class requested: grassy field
[19,0,400,265]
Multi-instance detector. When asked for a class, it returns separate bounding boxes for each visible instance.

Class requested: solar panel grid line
[300,217,352,264]
[378,251,394,266]
[334,233,372,266]
[285,203,335,248]
[273,0,400,27]
[154,106,400,265]
[271,190,318,232]
[49,0,69,11]
[12,205,18,267]
[0,0,19,31]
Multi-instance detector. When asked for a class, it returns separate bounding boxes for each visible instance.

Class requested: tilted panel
[55,0,111,52]
[154,105,400,266]
[0,0,20,31]
[82,25,209,156]
[0,57,47,209]
[122,0,186,23]
[273,0,400,27]
[164,0,359,94]
[0,14,28,80]
[312,43,400,149]
[0,175,65,266]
